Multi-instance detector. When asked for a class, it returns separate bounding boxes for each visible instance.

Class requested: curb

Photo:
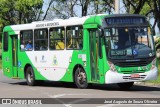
[134,82,160,87]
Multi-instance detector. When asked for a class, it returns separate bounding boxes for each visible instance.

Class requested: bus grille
[114,60,149,67]
[120,70,145,74]
[123,75,146,80]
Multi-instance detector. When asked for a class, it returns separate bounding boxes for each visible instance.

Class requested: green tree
[123,0,147,14]
[44,0,115,20]
[0,0,43,28]
[123,0,160,34]
[48,0,78,19]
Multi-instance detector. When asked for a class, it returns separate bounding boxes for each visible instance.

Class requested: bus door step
[12,77,20,79]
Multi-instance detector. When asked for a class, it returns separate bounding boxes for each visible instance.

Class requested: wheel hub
[78,71,86,84]
[28,72,33,83]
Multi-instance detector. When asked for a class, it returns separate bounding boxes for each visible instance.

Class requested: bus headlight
[108,61,117,72]
[150,58,156,70]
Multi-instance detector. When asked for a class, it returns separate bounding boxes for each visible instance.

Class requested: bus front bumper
[105,67,158,84]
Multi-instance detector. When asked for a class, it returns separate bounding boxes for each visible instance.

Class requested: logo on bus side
[40,55,47,63]
[53,55,58,66]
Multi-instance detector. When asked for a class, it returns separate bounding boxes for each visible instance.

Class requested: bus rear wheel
[117,82,134,90]
[26,66,36,86]
[74,67,88,89]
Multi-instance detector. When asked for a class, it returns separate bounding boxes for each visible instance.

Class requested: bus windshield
[104,27,155,59]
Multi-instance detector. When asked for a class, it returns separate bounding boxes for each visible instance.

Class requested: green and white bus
[2,14,158,89]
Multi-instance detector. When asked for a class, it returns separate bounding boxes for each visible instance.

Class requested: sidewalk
[135,82,160,87]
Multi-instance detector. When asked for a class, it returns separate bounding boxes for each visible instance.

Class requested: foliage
[44,0,115,20]
[155,37,160,50]
[0,42,2,49]
[147,58,160,83]
[0,0,160,34]
[123,0,160,35]
[0,0,43,28]
[43,0,160,35]
[0,59,1,69]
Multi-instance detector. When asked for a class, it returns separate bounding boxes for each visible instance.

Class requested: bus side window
[34,29,48,51]
[66,26,83,50]
[20,30,33,51]
[49,27,65,50]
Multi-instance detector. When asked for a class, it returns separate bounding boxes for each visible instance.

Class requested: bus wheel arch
[73,64,88,89]
[24,64,36,86]
[24,64,31,78]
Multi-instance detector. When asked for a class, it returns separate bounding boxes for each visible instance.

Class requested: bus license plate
[131,74,140,78]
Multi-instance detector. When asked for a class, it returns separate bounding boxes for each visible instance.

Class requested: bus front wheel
[74,67,88,89]
[117,82,134,90]
[26,66,36,86]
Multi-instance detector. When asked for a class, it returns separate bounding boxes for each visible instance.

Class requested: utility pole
[115,0,120,14]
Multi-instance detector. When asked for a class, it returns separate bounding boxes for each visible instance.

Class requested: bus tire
[74,67,88,89]
[26,66,36,86]
[117,82,134,90]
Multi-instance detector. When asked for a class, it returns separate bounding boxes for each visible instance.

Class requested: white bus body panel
[26,50,73,81]
[105,67,158,84]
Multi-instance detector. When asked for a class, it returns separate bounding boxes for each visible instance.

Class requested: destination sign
[111,50,126,56]
[105,17,147,26]
[35,22,59,27]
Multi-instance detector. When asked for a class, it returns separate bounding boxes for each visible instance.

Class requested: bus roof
[4,16,90,31]
[3,14,148,32]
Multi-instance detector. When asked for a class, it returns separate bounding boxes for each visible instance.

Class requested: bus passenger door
[89,30,100,81]
[11,35,18,77]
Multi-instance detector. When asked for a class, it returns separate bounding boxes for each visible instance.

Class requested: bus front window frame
[104,26,155,60]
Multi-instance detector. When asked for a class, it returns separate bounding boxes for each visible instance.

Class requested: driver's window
[112,28,118,49]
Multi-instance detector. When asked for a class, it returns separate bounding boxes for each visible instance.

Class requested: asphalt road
[0,70,160,107]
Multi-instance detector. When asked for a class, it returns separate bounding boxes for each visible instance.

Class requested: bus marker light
[108,61,117,72]
[6,68,10,72]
